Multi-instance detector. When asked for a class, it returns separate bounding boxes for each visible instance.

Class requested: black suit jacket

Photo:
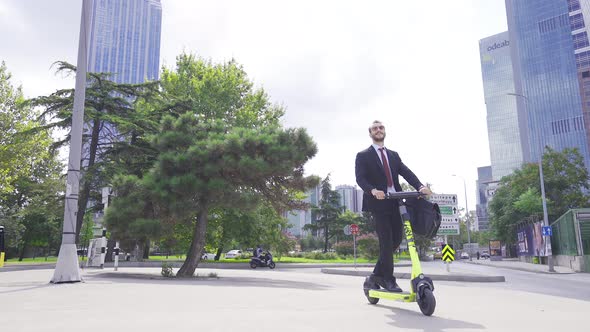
[355,146,423,213]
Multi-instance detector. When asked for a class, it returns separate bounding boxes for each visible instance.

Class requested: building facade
[88,0,162,84]
[506,0,590,171]
[475,166,497,232]
[479,31,529,181]
[335,185,363,214]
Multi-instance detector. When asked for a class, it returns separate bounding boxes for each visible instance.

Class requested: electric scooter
[362,191,436,316]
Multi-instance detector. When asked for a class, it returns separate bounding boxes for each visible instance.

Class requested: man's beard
[371,133,385,143]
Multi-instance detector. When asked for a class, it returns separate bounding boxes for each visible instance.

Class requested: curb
[460,260,576,274]
[320,268,506,283]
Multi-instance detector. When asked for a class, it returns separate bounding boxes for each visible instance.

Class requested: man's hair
[368,120,383,133]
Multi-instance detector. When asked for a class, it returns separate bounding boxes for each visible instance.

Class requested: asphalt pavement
[1,266,588,332]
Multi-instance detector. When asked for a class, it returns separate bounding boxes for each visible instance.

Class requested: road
[1,264,588,331]
[451,261,590,302]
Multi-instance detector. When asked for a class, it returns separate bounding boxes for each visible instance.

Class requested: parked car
[460,252,470,259]
[480,251,490,259]
[433,250,442,260]
[224,250,242,259]
[201,252,216,260]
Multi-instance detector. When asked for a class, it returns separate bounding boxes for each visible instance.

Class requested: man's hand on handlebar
[371,188,386,200]
[419,186,433,196]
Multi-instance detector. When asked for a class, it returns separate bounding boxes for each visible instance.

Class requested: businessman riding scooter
[362,191,440,316]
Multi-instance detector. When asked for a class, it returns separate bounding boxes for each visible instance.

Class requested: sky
[0,0,509,214]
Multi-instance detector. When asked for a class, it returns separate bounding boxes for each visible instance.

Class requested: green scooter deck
[368,289,416,302]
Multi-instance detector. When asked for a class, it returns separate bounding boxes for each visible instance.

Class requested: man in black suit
[355,120,431,292]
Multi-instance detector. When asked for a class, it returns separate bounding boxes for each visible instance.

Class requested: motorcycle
[249,251,276,269]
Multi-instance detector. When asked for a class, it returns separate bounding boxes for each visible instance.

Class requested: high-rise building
[285,184,321,237]
[505,0,590,171]
[567,0,590,149]
[475,166,497,232]
[335,185,363,214]
[479,31,529,181]
[88,0,162,84]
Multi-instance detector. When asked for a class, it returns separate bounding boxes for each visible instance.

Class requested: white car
[201,253,216,260]
[460,252,470,259]
[224,250,242,259]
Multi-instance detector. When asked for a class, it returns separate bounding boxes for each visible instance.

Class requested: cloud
[0,0,508,211]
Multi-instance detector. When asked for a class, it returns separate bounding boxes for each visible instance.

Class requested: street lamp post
[507,92,555,272]
[452,174,472,261]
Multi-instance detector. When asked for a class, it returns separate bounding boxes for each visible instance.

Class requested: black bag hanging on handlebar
[405,197,442,239]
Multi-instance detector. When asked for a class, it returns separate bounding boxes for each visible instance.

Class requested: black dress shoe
[380,278,403,292]
[364,276,379,290]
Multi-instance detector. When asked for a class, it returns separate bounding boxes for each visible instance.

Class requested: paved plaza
[1,263,588,332]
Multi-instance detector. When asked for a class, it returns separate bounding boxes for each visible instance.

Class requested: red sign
[350,224,359,235]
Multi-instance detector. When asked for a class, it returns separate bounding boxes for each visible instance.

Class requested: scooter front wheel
[269,262,276,269]
[417,288,436,316]
[250,261,257,269]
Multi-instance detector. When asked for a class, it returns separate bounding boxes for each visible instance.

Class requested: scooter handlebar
[384,191,426,200]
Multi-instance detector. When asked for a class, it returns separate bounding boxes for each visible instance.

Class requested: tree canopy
[489,147,590,244]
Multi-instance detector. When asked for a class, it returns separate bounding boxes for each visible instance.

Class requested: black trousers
[372,202,403,281]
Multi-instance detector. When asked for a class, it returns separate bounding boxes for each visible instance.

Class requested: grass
[4,253,410,265]
[5,256,59,264]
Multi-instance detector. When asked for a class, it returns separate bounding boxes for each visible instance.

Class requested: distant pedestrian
[476,251,480,260]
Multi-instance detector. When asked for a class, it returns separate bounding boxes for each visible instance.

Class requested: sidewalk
[321,261,506,282]
[460,257,576,274]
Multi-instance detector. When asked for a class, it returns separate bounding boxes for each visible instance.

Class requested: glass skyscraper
[505,0,590,171]
[88,0,162,84]
[479,31,529,181]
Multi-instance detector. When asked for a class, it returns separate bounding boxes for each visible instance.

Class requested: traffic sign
[429,194,458,206]
[542,226,552,236]
[430,193,460,236]
[442,244,455,262]
[439,206,458,215]
[343,225,351,236]
[350,224,359,235]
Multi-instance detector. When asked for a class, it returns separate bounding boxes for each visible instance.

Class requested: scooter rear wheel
[417,288,436,316]
[269,262,276,269]
[250,261,257,269]
[366,295,379,305]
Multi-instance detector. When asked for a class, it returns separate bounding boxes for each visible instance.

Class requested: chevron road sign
[442,244,455,262]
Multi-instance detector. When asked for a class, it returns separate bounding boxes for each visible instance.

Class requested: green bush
[303,251,338,260]
[161,262,175,278]
[334,241,354,256]
[357,233,379,260]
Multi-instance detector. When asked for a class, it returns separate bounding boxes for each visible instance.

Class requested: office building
[88,0,162,84]
[335,185,363,214]
[505,0,590,171]
[475,166,497,232]
[479,31,529,181]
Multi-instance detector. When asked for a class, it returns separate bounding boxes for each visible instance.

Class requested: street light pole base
[51,244,83,284]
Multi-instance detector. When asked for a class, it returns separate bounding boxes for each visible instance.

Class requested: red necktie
[379,147,394,188]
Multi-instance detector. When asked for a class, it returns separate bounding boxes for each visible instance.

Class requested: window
[570,13,585,31]
[568,0,581,12]
[573,32,589,50]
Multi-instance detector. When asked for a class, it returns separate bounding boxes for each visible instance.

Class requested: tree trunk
[18,243,27,261]
[75,118,101,243]
[177,208,209,277]
[104,239,116,262]
[215,247,223,261]
[143,240,150,259]
[324,225,329,253]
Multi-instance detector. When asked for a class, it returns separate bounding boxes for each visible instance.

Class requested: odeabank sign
[487,40,509,52]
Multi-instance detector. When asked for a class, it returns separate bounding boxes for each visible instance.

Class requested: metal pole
[539,149,555,272]
[114,241,120,271]
[445,235,450,272]
[462,178,472,261]
[51,0,92,283]
[353,234,357,269]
